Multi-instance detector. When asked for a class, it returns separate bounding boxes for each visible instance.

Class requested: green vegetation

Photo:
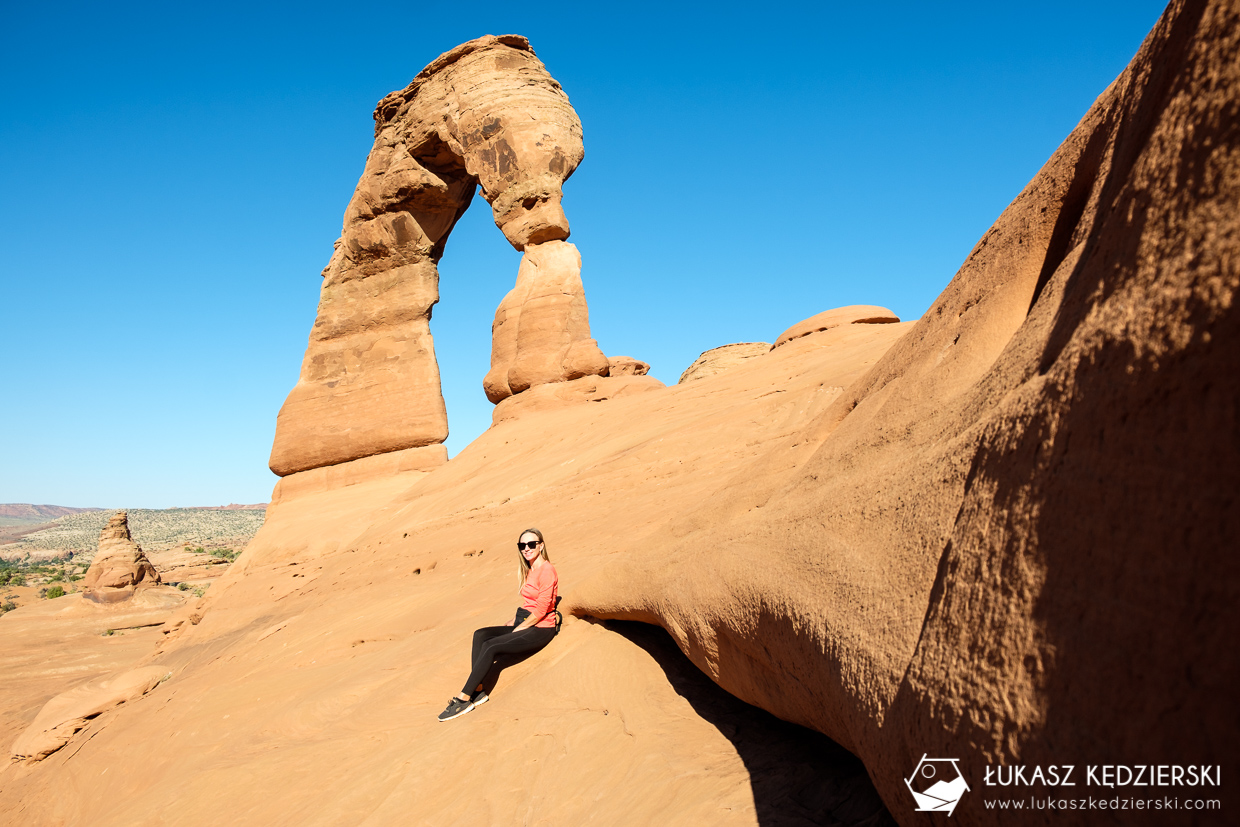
[178,582,191,591]
[45,585,65,599]
[190,546,239,563]
[0,600,16,614]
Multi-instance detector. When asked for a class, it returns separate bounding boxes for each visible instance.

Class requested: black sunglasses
[517,540,541,550]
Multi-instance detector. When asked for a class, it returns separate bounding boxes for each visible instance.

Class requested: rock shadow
[606,620,895,827]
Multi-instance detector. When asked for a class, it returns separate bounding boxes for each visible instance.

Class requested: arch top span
[269,35,608,478]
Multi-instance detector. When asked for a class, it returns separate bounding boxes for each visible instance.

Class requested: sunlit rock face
[270,35,605,476]
[82,511,160,603]
[576,0,1240,820]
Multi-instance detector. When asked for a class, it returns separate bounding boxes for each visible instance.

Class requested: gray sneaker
[471,691,489,707]
[437,697,474,722]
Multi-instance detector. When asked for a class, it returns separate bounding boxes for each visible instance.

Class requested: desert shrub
[0,600,16,614]
[11,573,25,587]
[48,571,64,583]
[210,548,238,562]
[45,585,65,599]
[70,574,83,582]
[177,582,190,591]
[0,570,10,587]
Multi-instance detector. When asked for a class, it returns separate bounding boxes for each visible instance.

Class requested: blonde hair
[516,528,551,585]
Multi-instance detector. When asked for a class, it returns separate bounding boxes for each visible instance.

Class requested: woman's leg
[471,626,511,665]
[452,626,513,699]
[461,627,556,695]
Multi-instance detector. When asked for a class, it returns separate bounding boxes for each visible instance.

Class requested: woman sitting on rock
[438,528,559,722]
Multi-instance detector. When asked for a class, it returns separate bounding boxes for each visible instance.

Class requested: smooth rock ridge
[82,511,160,604]
[270,34,607,476]
[771,305,900,350]
[678,343,771,384]
[11,666,170,762]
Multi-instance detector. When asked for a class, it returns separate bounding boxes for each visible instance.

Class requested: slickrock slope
[678,342,772,384]
[11,666,170,762]
[270,34,605,476]
[0,588,186,766]
[0,321,909,826]
[82,513,161,603]
[771,305,900,350]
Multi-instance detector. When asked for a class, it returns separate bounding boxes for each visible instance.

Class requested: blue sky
[0,1,1168,508]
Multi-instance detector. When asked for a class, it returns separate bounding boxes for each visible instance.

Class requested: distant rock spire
[82,511,161,603]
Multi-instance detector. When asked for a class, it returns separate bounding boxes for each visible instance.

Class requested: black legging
[462,625,557,695]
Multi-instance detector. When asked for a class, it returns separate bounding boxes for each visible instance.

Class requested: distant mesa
[82,512,161,604]
[678,343,771,384]
[771,305,900,350]
[0,503,103,523]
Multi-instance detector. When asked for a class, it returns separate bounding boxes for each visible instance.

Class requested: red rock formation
[771,305,899,350]
[607,356,650,377]
[271,35,604,476]
[3,7,1234,824]
[11,667,170,762]
[484,240,609,403]
[82,512,161,604]
[576,1,1240,821]
[678,342,770,384]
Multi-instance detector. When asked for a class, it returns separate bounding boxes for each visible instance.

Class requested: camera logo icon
[905,754,969,816]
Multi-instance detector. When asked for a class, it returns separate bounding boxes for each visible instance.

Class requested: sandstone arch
[270,35,608,477]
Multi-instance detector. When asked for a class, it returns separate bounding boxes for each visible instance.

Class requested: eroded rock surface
[771,305,899,350]
[82,512,160,603]
[10,666,169,762]
[607,356,650,376]
[678,343,770,384]
[271,35,597,475]
[484,240,608,402]
[492,373,665,425]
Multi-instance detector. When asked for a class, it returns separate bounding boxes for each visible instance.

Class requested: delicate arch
[270,35,607,476]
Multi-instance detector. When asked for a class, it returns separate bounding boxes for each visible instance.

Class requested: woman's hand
[511,616,539,632]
